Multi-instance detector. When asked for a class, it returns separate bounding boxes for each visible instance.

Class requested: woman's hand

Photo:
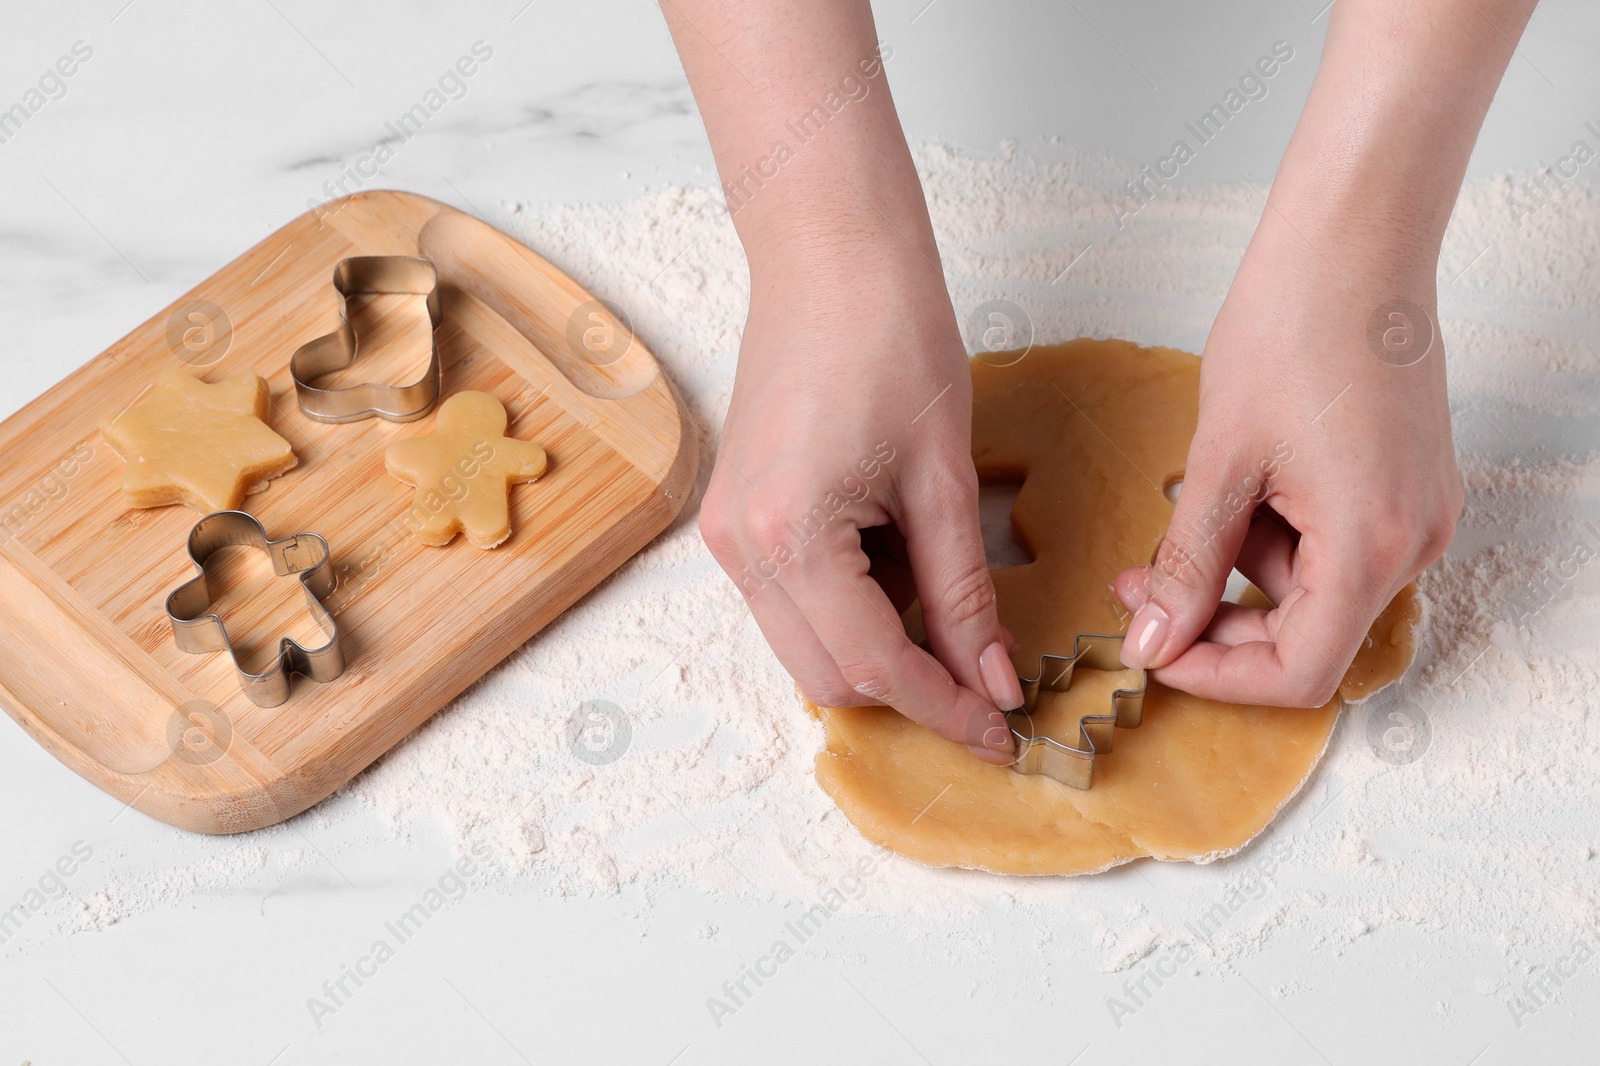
[658,0,1024,756]
[700,243,1022,760]
[1109,0,1535,704]
[662,0,1533,717]
[1112,216,1462,704]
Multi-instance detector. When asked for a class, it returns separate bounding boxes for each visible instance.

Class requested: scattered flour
[33,143,1600,997]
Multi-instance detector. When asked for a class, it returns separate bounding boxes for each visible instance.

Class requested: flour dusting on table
[54,144,1600,1003]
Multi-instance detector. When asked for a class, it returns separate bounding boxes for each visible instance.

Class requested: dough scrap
[813,339,1420,876]
[384,391,548,549]
[102,367,297,513]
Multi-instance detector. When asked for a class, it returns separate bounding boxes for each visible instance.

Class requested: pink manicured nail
[1122,603,1170,669]
[979,641,1025,711]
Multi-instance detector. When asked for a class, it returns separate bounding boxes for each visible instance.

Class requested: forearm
[658,0,930,292]
[1269,0,1538,269]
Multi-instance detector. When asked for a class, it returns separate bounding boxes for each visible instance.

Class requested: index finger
[778,536,1016,760]
[1147,538,1394,707]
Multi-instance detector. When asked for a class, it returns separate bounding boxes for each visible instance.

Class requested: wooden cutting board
[0,191,697,833]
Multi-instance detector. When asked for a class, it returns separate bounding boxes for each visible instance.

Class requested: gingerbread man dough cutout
[103,367,297,513]
[813,339,1421,876]
[385,391,548,549]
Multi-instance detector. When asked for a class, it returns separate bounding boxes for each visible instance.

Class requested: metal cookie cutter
[1006,632,1147,790]
[165,510,345,707]
[290,255,443,423]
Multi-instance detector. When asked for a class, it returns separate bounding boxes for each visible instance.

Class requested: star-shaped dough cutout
[103,367,298,513]
[385,391,548,549]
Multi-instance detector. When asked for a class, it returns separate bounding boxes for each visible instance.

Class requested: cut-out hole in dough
[1162,475,1183,503]
[979,480,1034,569]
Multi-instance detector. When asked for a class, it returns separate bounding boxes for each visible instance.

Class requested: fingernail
[1122,602,1170,669]
[979,641,1025,711]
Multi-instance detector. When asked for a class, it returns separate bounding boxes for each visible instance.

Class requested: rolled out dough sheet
[814,339,1419,875]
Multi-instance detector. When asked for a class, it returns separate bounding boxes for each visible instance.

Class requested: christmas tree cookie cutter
[1006,632,1146,790]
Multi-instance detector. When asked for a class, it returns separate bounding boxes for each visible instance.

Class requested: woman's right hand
[698,239,1022,762]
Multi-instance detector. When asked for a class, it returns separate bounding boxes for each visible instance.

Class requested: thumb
[1115,456,1258,670]
[901,482,1024,715]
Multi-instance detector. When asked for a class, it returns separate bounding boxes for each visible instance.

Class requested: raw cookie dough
[384,390,548,549]
[102,367,297,513]
[1339,588,1423,702]
[814,339,1420,875]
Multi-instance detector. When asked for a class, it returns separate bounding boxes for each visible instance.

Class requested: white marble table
[2,1,1596,1063]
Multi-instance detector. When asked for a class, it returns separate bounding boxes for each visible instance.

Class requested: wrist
[1257,173,1445,287]
[722,134,941,297]
[1261,0,1535,273]
[740,190,947,308]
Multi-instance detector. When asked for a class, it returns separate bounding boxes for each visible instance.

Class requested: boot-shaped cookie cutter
[165,510,345,707]
[290,255,443,423]
[1006,632,1146,790]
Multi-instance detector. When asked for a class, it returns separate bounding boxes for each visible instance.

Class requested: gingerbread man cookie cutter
[290,255,443,423]
[1006,632,1146,790]
[165,510,345,707]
